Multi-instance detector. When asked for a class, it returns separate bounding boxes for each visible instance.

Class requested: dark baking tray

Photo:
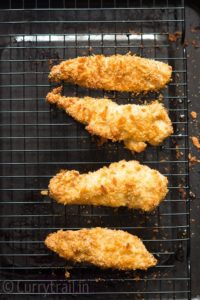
[0,0,195,299]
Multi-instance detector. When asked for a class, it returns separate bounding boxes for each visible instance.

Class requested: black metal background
[0,0,190,299]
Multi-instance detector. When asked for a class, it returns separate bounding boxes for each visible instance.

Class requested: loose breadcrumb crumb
[191,136,200,149]
[133,275,141,281]
[178,187,186,200]
[191,26,200,33]
[175,145,183,159]
[40,190,49,196]
[188,153,200,164]
[168,31,182,42]
[65,271,70,279]
[191,111,197,119]
[192,40,200,48]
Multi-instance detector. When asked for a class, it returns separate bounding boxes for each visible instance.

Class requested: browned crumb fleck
[158,94,164,101]
[192,40,200,48]
[168,34,177,42]
[178,187,186,200]
[133,275,141,281]
[168,31,182,42]
[129,30,140,35]
[189,190,196,199]
[41,190,48,196]
[191,136,200,149]
[175,145,183,159]
[100,185,107,194]
[65,271,70,279]
[183,39,189,47]
[188,153,200,165]
[191,111,197,119]
[191,26,200,33]
[48,59,53,70]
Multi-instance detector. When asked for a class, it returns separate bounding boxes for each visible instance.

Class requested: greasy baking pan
[0,0,191,299]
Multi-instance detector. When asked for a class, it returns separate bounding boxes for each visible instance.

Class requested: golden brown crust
[46,88,173,153]
[45,228,157,270]
[48,160,168,212]
[48,54,172,93]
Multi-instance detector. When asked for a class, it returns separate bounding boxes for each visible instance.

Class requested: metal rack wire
[0,0,190,299]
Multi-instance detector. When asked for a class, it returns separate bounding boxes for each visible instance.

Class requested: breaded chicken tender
[46,87,173,152]
[48,54,172,93]
[45,228,157,270]
[48,160,168,212]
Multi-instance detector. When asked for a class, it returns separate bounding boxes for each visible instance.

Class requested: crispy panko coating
[45,228,157,270]
[46,87,173,152]
[48,54,172,93]
[48,160,168,212]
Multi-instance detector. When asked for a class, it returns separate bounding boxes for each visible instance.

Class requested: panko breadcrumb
[48,54,172,93]
[46,87,173,153]
[191,111,197,119]
[191,136,200,149]
[48,160,168,212]
[45,228,157,270]
[40,190,49,196]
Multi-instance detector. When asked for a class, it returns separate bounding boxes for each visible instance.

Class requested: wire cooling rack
[0,0,190,299]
